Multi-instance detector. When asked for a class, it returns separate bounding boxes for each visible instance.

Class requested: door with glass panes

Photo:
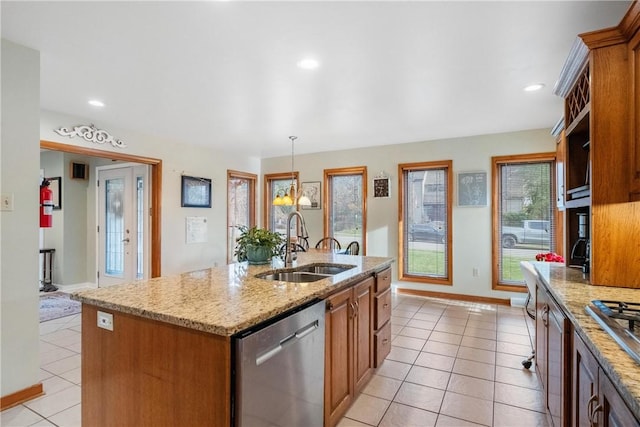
[97,165,149,287]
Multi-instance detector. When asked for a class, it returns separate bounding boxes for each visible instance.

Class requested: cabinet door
[353,277,374,394]
[536,285,548,393]
[573,331,599,427]
[597,369,639,427]
[324,287,353,426]
[629,30,640,200]
[375,268,392,293]
[547,298,570,427]
[374,321,391,368]
[375,287,392,330]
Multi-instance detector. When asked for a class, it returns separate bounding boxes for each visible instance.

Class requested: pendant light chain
[290,135,297,184]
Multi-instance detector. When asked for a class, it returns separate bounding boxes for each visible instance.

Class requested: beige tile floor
[338,292,548,427]
[1,312,82,427]
[1,292,547,427]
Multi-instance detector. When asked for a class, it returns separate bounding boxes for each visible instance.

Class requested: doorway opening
[40,140,162,281]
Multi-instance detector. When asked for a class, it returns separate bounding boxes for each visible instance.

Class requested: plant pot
[246,245,273,265]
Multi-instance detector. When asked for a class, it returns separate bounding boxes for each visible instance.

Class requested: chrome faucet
[285,211,307,266]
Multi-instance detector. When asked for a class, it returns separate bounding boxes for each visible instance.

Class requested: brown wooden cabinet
[373,267,392,367]
[629,19,640,201]
[536,284,572,427]
[81,305,232,427]
[573,331,639,426]
[324,276,374,427]
[555,2,640,287]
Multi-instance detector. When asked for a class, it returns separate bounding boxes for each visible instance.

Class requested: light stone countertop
[534,262,640,420]
[72,251,393,337]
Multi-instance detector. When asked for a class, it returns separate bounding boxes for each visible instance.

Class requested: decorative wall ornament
[457,171,487,207]
[373,171,391,198]
[54,124,127,148]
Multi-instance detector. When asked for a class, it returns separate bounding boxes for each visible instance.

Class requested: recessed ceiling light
[88,99,105,107]
[297,58,319,70]
[523,83,545,92]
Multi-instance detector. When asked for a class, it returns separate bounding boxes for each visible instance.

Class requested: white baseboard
[56,282,97,292]
[510,296,527,307]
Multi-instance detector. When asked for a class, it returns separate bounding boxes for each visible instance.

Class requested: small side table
[39,248,57,292]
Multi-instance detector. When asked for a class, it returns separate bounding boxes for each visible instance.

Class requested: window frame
[398,160,453,285]
[323,166,367,255]
[227,169,257,263]
[263,171,300,230]
[491,152,558,291]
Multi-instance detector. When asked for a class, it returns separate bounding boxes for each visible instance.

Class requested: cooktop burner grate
[586,300,640,365]
[591,300,640,330]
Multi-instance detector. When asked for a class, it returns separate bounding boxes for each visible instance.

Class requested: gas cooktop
[586,300,640,364]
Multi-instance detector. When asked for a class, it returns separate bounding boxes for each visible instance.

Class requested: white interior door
[98,165,149,287]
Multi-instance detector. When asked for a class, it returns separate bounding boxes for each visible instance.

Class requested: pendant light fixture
[273,136,311,206]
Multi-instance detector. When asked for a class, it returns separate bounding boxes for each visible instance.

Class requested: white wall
[40,151,65,284]
[262,129,556,299]
[1,39,41,397]
[39,151,91,286]
[40,110,262,275]
[62,153,90,284]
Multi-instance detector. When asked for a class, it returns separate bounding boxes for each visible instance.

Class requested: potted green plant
[234,226,284,265]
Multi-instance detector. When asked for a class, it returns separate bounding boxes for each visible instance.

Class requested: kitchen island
[72,251,393,427]
[534,262,640,424]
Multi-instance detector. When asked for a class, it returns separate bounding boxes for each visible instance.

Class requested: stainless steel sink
[295,264,355,275]
[256,263,356,283]
[257,271,328,282]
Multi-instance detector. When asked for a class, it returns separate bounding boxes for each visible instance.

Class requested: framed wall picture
[373,177,390,198]
[457,171,487,207]
[181,175,212,208]
[46,176,62,210]
[301,181,321,210]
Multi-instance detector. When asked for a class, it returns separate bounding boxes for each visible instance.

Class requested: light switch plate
[97,311,114,331]
[1,193,14,211]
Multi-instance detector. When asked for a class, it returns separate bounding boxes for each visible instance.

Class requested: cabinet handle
[354,300,359,317]
[590,402,603,427]
[587,394,599,427]
[542,305,549,326]
[349,302,356,319]
[327,301,334,311]
[382,338,389,345]
[383,303,389,308]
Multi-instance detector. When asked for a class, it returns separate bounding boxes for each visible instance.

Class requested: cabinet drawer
[375,268,391,293]
[375,288,392,330]
[374,321,391,368]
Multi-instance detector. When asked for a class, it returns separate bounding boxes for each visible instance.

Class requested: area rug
[39,291,81,322]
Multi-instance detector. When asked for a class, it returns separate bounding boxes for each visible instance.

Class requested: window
[492,153,557,290]
[399,161,452,285]
[227,170,256,263]
[264,172,299,235]
[324,167,367,253]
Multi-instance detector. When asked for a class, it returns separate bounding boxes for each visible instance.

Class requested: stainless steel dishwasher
[233,299,325,427]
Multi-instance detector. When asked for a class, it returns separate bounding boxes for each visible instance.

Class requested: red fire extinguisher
[40,179,53,228]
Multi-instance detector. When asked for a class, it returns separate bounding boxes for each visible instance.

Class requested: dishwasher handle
[255,319,320,366]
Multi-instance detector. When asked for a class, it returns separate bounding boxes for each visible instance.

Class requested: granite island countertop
[72,251,393,337]
[534,262,640,420]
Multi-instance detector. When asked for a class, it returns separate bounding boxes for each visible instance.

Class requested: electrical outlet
[97,311,114,331]
[1,193,14,211]
[472,267,479,277]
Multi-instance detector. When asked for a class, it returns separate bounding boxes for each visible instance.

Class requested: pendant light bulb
[298,194,311,206]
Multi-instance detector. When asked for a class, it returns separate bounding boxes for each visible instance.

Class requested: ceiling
[1,1,631,158]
